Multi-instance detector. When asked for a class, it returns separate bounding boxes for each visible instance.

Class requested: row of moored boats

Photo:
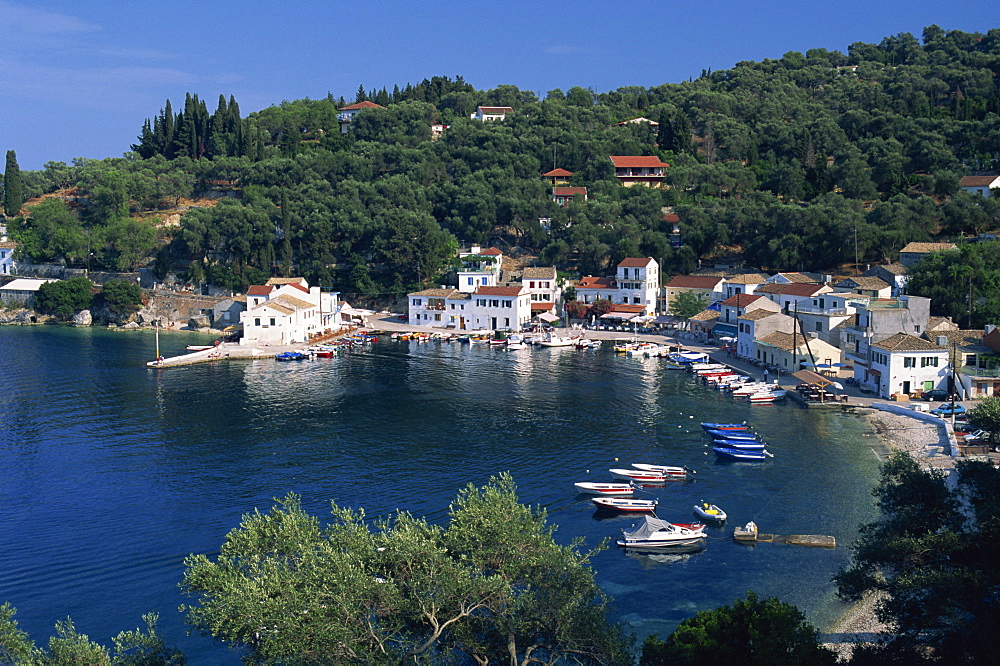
[667,354,787,404]
[275,333,379,361]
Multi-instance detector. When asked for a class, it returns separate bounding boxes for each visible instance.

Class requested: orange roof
[577,277,616,289]
[480,247,503,256]
[543,168,573,177]
[553,187,587,195]
[530,302,555,311]
[666,275,724,289]
[618,257,655,268]
[478,106,514,113]
[609,156,669,168]
[721,294,764,307]
[247,285,274,296]
[340,101,385,110]
[663,213,680,223]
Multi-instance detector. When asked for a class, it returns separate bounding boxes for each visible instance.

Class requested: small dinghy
[693,502,727,522]
[630,464,695,479]
[713,446,771,461]
[700,421,749,432]
[616,516,707,548]
[609,468,668,483]
[574,482,634,496]
[592,497,658,512]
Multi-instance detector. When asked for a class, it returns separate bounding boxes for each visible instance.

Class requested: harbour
[0,325,882,661]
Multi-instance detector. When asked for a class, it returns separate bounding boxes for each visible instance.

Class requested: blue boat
[705,429,761,441]
[713,439,766,451]
[700,421,749,432]
[713,446,770,460]
[275,351,307,361]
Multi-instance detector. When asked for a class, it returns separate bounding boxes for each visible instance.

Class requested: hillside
[3,25,1000,306]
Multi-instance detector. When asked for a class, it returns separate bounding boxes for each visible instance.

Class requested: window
[467,278,473,286]
[269,318,275,326]
[815,322,823,332]
[254,318,260,326]
[921,357,939,368]
[412,298,421,305]
[481,278,488,285]
[434,314,441,321]
[529,281,535,288]
[504,318,510,327]
[904,357,915,368]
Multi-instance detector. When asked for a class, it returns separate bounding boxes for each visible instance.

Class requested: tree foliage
[834,451,1000,662]
[905,241,1000,328]
[3,150,24,217]
[97,279,144,316]
[33,277,93,317]
[639,591,835,665]
[669,290,710,318]
[181,474,631,665]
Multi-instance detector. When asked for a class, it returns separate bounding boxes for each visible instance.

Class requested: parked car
[931,403,967,417]
[920,389,953,401]
[963,429,989,442]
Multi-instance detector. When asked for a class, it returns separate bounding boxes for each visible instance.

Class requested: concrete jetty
[734,526,836,548]
[146,342,267,368]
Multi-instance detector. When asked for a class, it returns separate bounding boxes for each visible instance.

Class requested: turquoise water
[0,326,881,660]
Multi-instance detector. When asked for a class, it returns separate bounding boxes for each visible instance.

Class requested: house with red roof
[575,258,659,316]
[755,282,833,314]
[714,294,780,341]
[457,246,503,293]
[552,187,587,206]
[960,175,1000,197]
[338,100,386,133]
[543,168,573,186]
[664,275,724,314]
[472,106,514,121]
[241,277,331,344]
[609,156,669,188]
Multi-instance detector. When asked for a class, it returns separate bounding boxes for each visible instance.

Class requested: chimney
[471,245,481,254]
[823,275,832,284]
[986,325,997,335]
[936,336,948,346]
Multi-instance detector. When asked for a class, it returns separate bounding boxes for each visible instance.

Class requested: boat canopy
[623,516,678,540]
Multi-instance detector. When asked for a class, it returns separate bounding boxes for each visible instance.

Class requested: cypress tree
[3,150,24,217]
[162,100,175,159]
[356,84,367,103]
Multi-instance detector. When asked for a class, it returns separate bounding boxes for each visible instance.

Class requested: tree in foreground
[96,278,144,317]
[181,474,632,664]
[0,603,184,664]
[33,277,93,317]
[669,291,709,319]
[4,150,24,218]
[639,591,835,665]
[967,395,1000,446]
[834,451,1000,663]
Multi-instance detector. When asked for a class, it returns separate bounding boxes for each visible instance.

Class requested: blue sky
[1,0,991,171]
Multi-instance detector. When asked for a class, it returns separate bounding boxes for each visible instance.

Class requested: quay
[734,526,836,548]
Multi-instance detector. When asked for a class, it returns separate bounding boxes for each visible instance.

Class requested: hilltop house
[472,106,514,121]
[609,156,668,188]
[834,276,893,298]
[960,175,1000,197]
[543,168,573,186]
[552,187,587,206]
[337,101,385,134]
[863,263,908,297]
[898,242,958,268]
[575,258,659,316]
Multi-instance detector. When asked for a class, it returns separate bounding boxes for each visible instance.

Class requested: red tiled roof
[480,247,503,256]
[663,213,680,222]
[608,304,646,314]
[666,275,724,289]
[960,176,1000,187]
[721,294,764,307]
[289,283,309,293]
[553,187,587,195]
[618,257,655,268]
[531,302,554,311]
[340,101,385,110]
[609,156,669,168]
[577,277,616,289]
[757,283,827,296]
[478,106,514,113]
[543,168,573,177]
[476,286,522,296]
[247,285,273,296]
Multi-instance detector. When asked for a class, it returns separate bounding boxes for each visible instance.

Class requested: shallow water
[0,327,881,660]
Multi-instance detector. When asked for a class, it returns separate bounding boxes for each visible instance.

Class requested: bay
[0,326,881,661]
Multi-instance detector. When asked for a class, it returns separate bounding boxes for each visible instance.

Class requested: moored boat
[713,446,771,461]
[592,497,658,512]
[609,468,668,483]
[693,502,728,522]
[616,516,707,548]
[630,463,695,478]
[712,439,767,451]
[704,429,761,441]
[573,482,635,496]
[700,421,749,431]
[274,351,307,361]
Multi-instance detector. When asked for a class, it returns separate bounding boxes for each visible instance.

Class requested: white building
[868,333,949,400]
[408,285,531,331]
[0,277,56,307]
[471,106,514,121]
[337,101,385,133]
[457,246,503,293]
[521,266,561,316]
[959,175,1000,197]
[575,257,659,316]
[240,278,329,344]
[0,240,17,276]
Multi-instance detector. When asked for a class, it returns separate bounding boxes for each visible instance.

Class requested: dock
[734,526,836,548]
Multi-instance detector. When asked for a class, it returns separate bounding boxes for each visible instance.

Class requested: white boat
[630,464,695,479]
[186,345,214,351]
[693,502,727,522]
[505,335,527,350]
[538,332,579,347]
[592,497,658,512]
[609,468,668,483]
[574,482,634,496]
[616,516,707,548]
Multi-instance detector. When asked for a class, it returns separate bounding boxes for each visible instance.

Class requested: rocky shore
[823,408,953,659]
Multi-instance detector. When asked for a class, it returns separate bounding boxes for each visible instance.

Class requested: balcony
[794,304,849,316]
[960,366,1000,378]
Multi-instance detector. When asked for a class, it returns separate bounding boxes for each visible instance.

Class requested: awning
[536,312,560,323]
[630,315,652,323]
[601,312,629,319]
[792,370,836,387]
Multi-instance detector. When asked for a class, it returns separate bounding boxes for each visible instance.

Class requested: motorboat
[592,497,658,512]
[275,351,307,361]
[574,482,634,496]
[713,446,771,461]
[186,344,214,351]
[712,439,767,451]
[704,429,761,441]
[616,516,707,548]
[630,464,695,479]
[609,468,668,483]
[700,422,749,431]
[505,334,527,350]
[693,502,727,522]
[538,332,579,347]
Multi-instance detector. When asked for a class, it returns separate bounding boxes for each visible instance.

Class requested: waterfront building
[575,257,659,316]
[663,275,724,314]
[753,331,843,374]
[714,293,780,341]
[0,240,17,275]
[520,266,561,316]
[793,292,868,349]
[868,333,949,399]
[736,310,794,360]
[0,277,56,307]
[457,246,503,293]
[841,296,933,392]
[407,285,531,331]
[240,278,328,344]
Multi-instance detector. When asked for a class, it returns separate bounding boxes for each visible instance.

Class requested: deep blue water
[0,326,881,661]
